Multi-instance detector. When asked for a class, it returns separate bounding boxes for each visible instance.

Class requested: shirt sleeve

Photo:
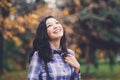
[67,49,81,80]
[27,51,41,80]
[72,69,81,80]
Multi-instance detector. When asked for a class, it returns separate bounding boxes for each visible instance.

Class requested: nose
[53,24,58,29]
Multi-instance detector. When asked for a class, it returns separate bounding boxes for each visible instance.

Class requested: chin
[53,35,63,40]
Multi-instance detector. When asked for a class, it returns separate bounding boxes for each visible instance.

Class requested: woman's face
[46,18,64,41]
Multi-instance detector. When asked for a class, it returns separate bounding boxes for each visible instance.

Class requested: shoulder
[30,51,43,63]
[31,51,39,59]
[67,49,75,56]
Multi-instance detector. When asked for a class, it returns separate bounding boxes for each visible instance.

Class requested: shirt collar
[50,45,62,54]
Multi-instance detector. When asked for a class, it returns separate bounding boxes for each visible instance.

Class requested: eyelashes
[47,25,52,28]
[46,21,60,28]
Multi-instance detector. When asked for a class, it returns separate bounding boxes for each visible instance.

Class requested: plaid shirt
[28,48,81,80]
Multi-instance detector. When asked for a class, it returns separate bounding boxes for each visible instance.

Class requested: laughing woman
[28,16,81,80]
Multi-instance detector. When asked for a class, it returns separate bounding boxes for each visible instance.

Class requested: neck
[49,39,61,50]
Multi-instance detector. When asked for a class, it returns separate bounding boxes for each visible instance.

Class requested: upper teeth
[54,30,60,33]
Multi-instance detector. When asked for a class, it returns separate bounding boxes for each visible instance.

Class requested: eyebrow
[46,23,52,26]
[46,23,52,28]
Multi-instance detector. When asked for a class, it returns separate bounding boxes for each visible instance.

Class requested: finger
[65,57,71,61]
[65,59,74,67]
[65,59,69,63]
[65,59,71,64]
[65,55,73,60]
[67,54,73,57]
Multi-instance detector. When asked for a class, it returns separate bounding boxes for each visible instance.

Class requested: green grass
[0,64,120,80]
[81,63,120,80]
[0,70,28,80]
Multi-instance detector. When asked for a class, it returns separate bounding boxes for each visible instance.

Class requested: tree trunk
[85,43,91,77]
[0,32,4,74]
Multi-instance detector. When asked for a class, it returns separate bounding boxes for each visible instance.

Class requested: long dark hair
[29,16,68,63]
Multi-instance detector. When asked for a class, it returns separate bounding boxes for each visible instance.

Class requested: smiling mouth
[53,29,61,34]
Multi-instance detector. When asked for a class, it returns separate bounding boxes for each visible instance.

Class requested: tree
[0,0,11,74]
[57,0,120,76]
[0,0,48,73]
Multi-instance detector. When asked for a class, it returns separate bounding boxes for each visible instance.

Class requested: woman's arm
[28,51,41,80]
[65,49,81,80]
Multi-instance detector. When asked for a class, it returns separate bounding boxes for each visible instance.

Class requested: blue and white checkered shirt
[28,48,81,80]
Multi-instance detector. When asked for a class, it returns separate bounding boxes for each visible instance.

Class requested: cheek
[47,30,53,37]
[61,27,64,34]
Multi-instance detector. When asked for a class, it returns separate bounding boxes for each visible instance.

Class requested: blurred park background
[0,0,120,80]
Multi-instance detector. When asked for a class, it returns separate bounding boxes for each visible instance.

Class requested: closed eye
[47,24,52,28]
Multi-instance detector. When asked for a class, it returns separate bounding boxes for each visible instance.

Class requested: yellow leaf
[65,27,73,34]
[3,31,14,40]
[12,36,22,46]
[4,18,14,29]
[16,16,25,24]
[62,9,69,16]
[69,44,82,59]
[18,26,25,33]
[14,24,25,33]
[10,7,16,14]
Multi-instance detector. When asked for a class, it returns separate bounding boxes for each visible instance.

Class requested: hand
[65,54,80,73]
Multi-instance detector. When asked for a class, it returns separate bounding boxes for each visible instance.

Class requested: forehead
[46,18,57,24]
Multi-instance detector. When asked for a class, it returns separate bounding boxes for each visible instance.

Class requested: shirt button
[63,70,65,72]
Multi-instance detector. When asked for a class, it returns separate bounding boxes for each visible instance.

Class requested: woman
[28,16,81,80]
